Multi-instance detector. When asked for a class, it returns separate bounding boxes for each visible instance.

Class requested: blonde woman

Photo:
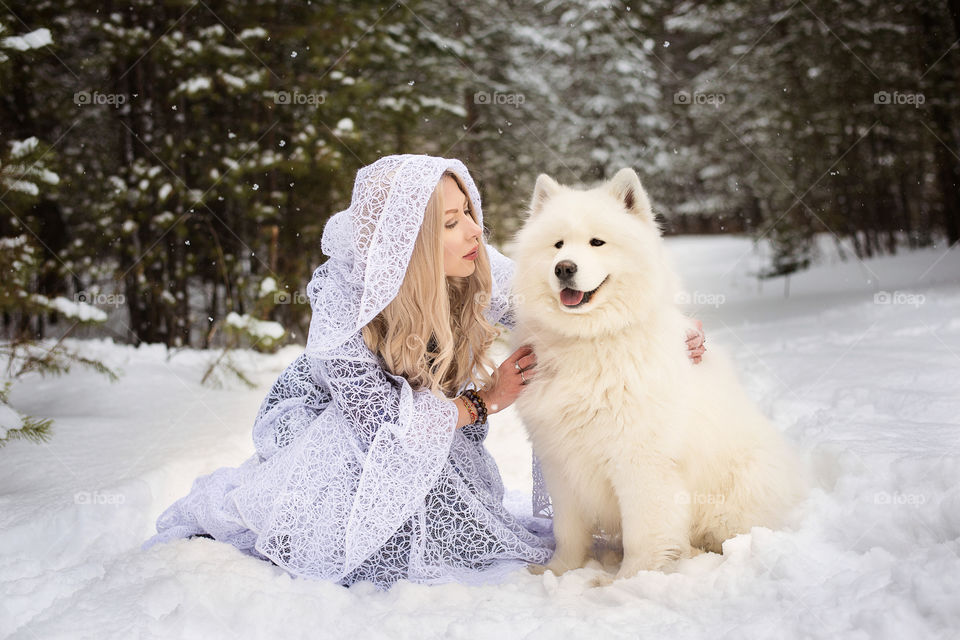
[142,155,706,590]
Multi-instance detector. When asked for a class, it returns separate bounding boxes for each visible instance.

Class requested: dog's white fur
[510,169,805,583]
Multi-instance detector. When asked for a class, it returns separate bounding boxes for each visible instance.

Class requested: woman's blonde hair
[361,171,499,398]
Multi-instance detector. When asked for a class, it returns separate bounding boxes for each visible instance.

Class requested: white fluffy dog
[510,168,805,584]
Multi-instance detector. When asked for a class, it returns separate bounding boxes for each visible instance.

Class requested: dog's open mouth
[559,277,608,308]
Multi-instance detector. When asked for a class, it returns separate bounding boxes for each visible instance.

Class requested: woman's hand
[686,319,706,364]
[479,345,537,414]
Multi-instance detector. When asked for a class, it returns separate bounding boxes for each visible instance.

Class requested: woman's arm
[453,395,480,429]
[320,333,461,451]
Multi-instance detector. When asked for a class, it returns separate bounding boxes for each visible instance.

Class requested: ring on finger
[520,370,527,384]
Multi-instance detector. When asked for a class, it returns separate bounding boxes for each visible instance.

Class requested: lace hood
[306,155,484,356]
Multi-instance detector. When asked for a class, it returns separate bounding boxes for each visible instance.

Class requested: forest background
[2,0,958,352]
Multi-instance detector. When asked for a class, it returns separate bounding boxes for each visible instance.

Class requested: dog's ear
[529,173,561,218]
[607,168,653,223]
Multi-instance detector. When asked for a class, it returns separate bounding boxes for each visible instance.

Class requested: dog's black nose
[554,260,577,280]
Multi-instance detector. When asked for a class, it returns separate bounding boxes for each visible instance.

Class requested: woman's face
[441,176,482,278]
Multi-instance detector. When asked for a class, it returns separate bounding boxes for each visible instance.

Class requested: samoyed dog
[510,168,805,584]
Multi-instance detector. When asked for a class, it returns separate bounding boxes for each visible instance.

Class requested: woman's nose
[468,216,481,238]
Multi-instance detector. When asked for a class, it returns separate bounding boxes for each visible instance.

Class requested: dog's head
[511,168,674,337]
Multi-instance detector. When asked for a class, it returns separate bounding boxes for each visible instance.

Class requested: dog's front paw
[617,554,663,579]
[615,562,646,581]
[618,545,687,579]
[529,557,579,577]
[589,573,616,588]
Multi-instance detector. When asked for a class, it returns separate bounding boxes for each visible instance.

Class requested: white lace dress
[142,155,555,589]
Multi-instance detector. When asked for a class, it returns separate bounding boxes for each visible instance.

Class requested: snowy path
[1,236,958,639]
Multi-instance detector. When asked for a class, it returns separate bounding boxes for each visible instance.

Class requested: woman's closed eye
[445,209,472,229]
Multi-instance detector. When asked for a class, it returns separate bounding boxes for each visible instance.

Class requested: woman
[142,154,706,590]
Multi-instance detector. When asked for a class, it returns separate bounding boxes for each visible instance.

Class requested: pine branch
[3,340,119,382]
[201,348,256,390]
[69,354,120,383]
[0,415,54,448]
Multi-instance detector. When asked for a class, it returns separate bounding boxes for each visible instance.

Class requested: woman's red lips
[464,247,479,260]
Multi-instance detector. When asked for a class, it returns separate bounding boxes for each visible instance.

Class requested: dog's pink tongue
[560,288,584,306]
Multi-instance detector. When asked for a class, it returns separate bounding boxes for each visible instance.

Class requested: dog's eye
[590,238,605,247]
[554,240,563,249]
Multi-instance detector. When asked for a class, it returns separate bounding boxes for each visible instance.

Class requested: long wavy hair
[361,171,500,398]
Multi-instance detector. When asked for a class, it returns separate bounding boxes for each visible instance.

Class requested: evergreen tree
[2,0,958,348]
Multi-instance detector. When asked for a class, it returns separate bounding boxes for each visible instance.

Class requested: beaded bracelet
[461,388,488,424]
[459,394,478,423]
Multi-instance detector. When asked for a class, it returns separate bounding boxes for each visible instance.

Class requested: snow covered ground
[1,235,958,639]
